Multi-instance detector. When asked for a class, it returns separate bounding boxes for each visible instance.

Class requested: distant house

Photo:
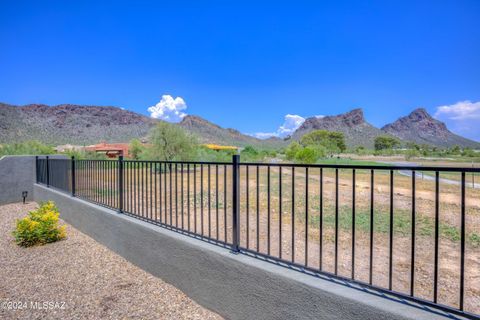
[85,142,130,158]
[54,144,85,153]
[202,144,239,151]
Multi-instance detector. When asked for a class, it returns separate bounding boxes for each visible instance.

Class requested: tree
[129,139,144,160]
[0,140,54,157]
[285,141,302,160]
[300,130,346,153]
[294,146,318,164]
[462,148,476,157]
[405,148,420,160]
[449,145,461,155]
[374,136,400,151]
[145,122,197,161]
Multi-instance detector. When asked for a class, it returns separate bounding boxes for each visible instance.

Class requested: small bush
[12,201,66,247]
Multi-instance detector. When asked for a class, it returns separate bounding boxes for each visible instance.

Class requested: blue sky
[1,1,479,140]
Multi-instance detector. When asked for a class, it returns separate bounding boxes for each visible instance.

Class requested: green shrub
[285,141,302,160]
[0,140,54,157]
[300,130,346,153]
[12,201,66,247]
[294,146,318,164]
[374,135,400,151]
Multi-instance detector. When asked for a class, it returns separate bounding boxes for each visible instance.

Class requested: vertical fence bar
[279,167,282,259]
[170,163,173,225]
[256,165,260,252]
[319,167,323,270]
[267,166,271,255]
[187,164,190,230]
[369,169,374,285]
[94,160,98,204]
[46,156,50,187]
[305,167,309,266]
[460,171,466,311]
[164,163,168,223]
[155,163,158,221]
[434,171,439,303]
[181,163,184,229]
[71,156,76,197]
[352,169,356,279]
[389,170,394,291]
[232,154,240,252]
[208,164,211,237]
[150,163,153,220]
[411,171,416,296]
[175,163,178,227]
[335,168,339,275]
[142,162,145,217]
[215,165,219,239]
[291,166,295,263]
[246,166,250,248]
[118,156,124,213]
[35,156,39,183]
[194,164,197,233]
[200,164,204,235]
[224,164,228,243]
[157,162,163,223]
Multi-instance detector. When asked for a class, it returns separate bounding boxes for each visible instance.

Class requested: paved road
[380,161,479,189]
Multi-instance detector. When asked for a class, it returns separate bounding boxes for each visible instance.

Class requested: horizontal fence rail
[36,155,480,320]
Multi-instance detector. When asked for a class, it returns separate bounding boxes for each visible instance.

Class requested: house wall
[0,155,66,205]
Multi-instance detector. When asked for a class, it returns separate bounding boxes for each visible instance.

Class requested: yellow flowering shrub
[12,201,66,247]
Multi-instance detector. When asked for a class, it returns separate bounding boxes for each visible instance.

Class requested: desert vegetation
[12,201,66,247]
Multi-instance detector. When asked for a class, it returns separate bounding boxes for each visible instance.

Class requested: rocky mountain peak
[382,108,447,133]
[340,108,365,125]
[407,108,435,122]
[292,108,383,148]
[180,115,222,130]
[300,108,366,130]
[381,108,479,148]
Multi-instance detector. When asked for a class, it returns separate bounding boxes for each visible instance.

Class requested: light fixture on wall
[22,191,28,204]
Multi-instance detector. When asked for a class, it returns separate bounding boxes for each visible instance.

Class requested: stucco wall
[0,155,66,205]
[34,184,451,320]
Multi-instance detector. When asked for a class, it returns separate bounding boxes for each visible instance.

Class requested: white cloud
[435,101,480,120]
[252,114,307,139]
[434,101,480,142]
[278,114,306,136]
[253,132,279,139]
[148,95,187,122]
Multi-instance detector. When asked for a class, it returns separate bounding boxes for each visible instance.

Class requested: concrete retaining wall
[0,155,66,205]
[33,184,450,320]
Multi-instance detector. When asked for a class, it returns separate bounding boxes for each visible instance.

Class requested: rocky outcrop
[0,103,157,145]
[292,109,388,148]
[381,108,480,148]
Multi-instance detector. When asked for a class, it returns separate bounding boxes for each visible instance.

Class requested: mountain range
[381,108,479,148]
[0,102,479,149]
[291,109,388,149]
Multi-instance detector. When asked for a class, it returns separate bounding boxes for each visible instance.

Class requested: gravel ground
[0,202,222,320]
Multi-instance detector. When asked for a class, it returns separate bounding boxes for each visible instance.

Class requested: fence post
[118,155,124,213]
[35,156,39,183]
[71,156,76,197]
[231,154,240,252]
[46,156,50,188]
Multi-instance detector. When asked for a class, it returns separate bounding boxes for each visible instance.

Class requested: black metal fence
[36,155,480,319]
